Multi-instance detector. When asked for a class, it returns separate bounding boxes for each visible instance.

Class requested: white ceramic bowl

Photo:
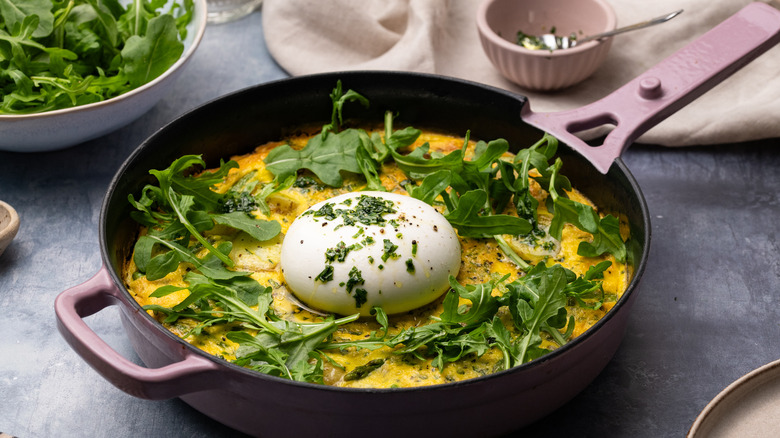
[477,0,616,91]
[0,0,207,153]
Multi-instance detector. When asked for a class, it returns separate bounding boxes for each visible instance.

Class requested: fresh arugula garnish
[263,87,418,190]
[381,117,533,240]
[0,0,194,114]
[498,264,572,364]
[443,189,531,238]
[322,79,370,136]
[129,156,360,383]
[510,133,560,229]
[547,159,627,263]
[383,262,604,371]
[264,128,364,187]
[565,260,611,310]
[129,155,281,276]
[263,80,625,267]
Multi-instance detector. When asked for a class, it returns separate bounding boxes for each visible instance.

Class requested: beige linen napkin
[263,0,780,146]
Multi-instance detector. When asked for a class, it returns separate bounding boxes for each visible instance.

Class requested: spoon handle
[578,9,684,44]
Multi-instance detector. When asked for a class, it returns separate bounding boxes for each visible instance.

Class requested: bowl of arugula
[0,0,207,153]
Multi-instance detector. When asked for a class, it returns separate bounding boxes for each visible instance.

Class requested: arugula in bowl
[0,0,195,115]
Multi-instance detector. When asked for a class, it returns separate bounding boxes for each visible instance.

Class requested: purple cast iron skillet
[55,4,780,437]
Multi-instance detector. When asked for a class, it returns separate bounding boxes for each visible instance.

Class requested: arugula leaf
[227,313,358,383]
[501,264,569,365]
[485,316,517,371]
[441,275,504,325]
[135,237,247,281]
[405,169,451,205]
[510,133,558,228]
[564,260,610,309]
[382,111,420,152]
[212,212,281,242]
[121,13,183,87]
[84,0,120,47]
[264,128,363,187]
[444,190,531,238]
[390,143,464,180]
[277,320,340,375]
[0,0,54,39]
[547,159,627,262]
[355,144,387,192]
[322,79,370,136]
[576,214,626,261]
[383,277,501,370]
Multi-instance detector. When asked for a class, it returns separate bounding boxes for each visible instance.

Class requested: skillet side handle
[55,266,221,400]
[523,2,780,173]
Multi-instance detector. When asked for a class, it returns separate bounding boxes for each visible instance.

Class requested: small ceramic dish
[0,201,20,258]
[476,0,617,91]
[0,0,207,153]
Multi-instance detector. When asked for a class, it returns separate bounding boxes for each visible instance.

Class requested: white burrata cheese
[280,191,461,316]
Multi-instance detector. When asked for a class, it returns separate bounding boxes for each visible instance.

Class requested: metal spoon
[531,9,684,50]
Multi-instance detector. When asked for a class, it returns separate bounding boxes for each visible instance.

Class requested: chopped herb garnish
[293,175,321,189]
[381,239,399,262]
[310,202,337,220]
[325,241,353,263]
[353,288,368,308]
[345,266,365,293]
[315,265,334,282]
[218,191,258,213]
[343,195,396,226]
[405,259,415,273]
[307,195,396,228]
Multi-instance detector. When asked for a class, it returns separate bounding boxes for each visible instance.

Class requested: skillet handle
[55,266,221,400]
[522,2,780,173]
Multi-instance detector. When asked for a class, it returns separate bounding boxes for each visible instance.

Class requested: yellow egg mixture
[123,130,631,388]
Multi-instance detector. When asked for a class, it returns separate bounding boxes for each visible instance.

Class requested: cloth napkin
[262,0,780,146]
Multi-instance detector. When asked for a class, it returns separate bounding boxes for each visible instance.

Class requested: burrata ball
[280,191,461,316]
